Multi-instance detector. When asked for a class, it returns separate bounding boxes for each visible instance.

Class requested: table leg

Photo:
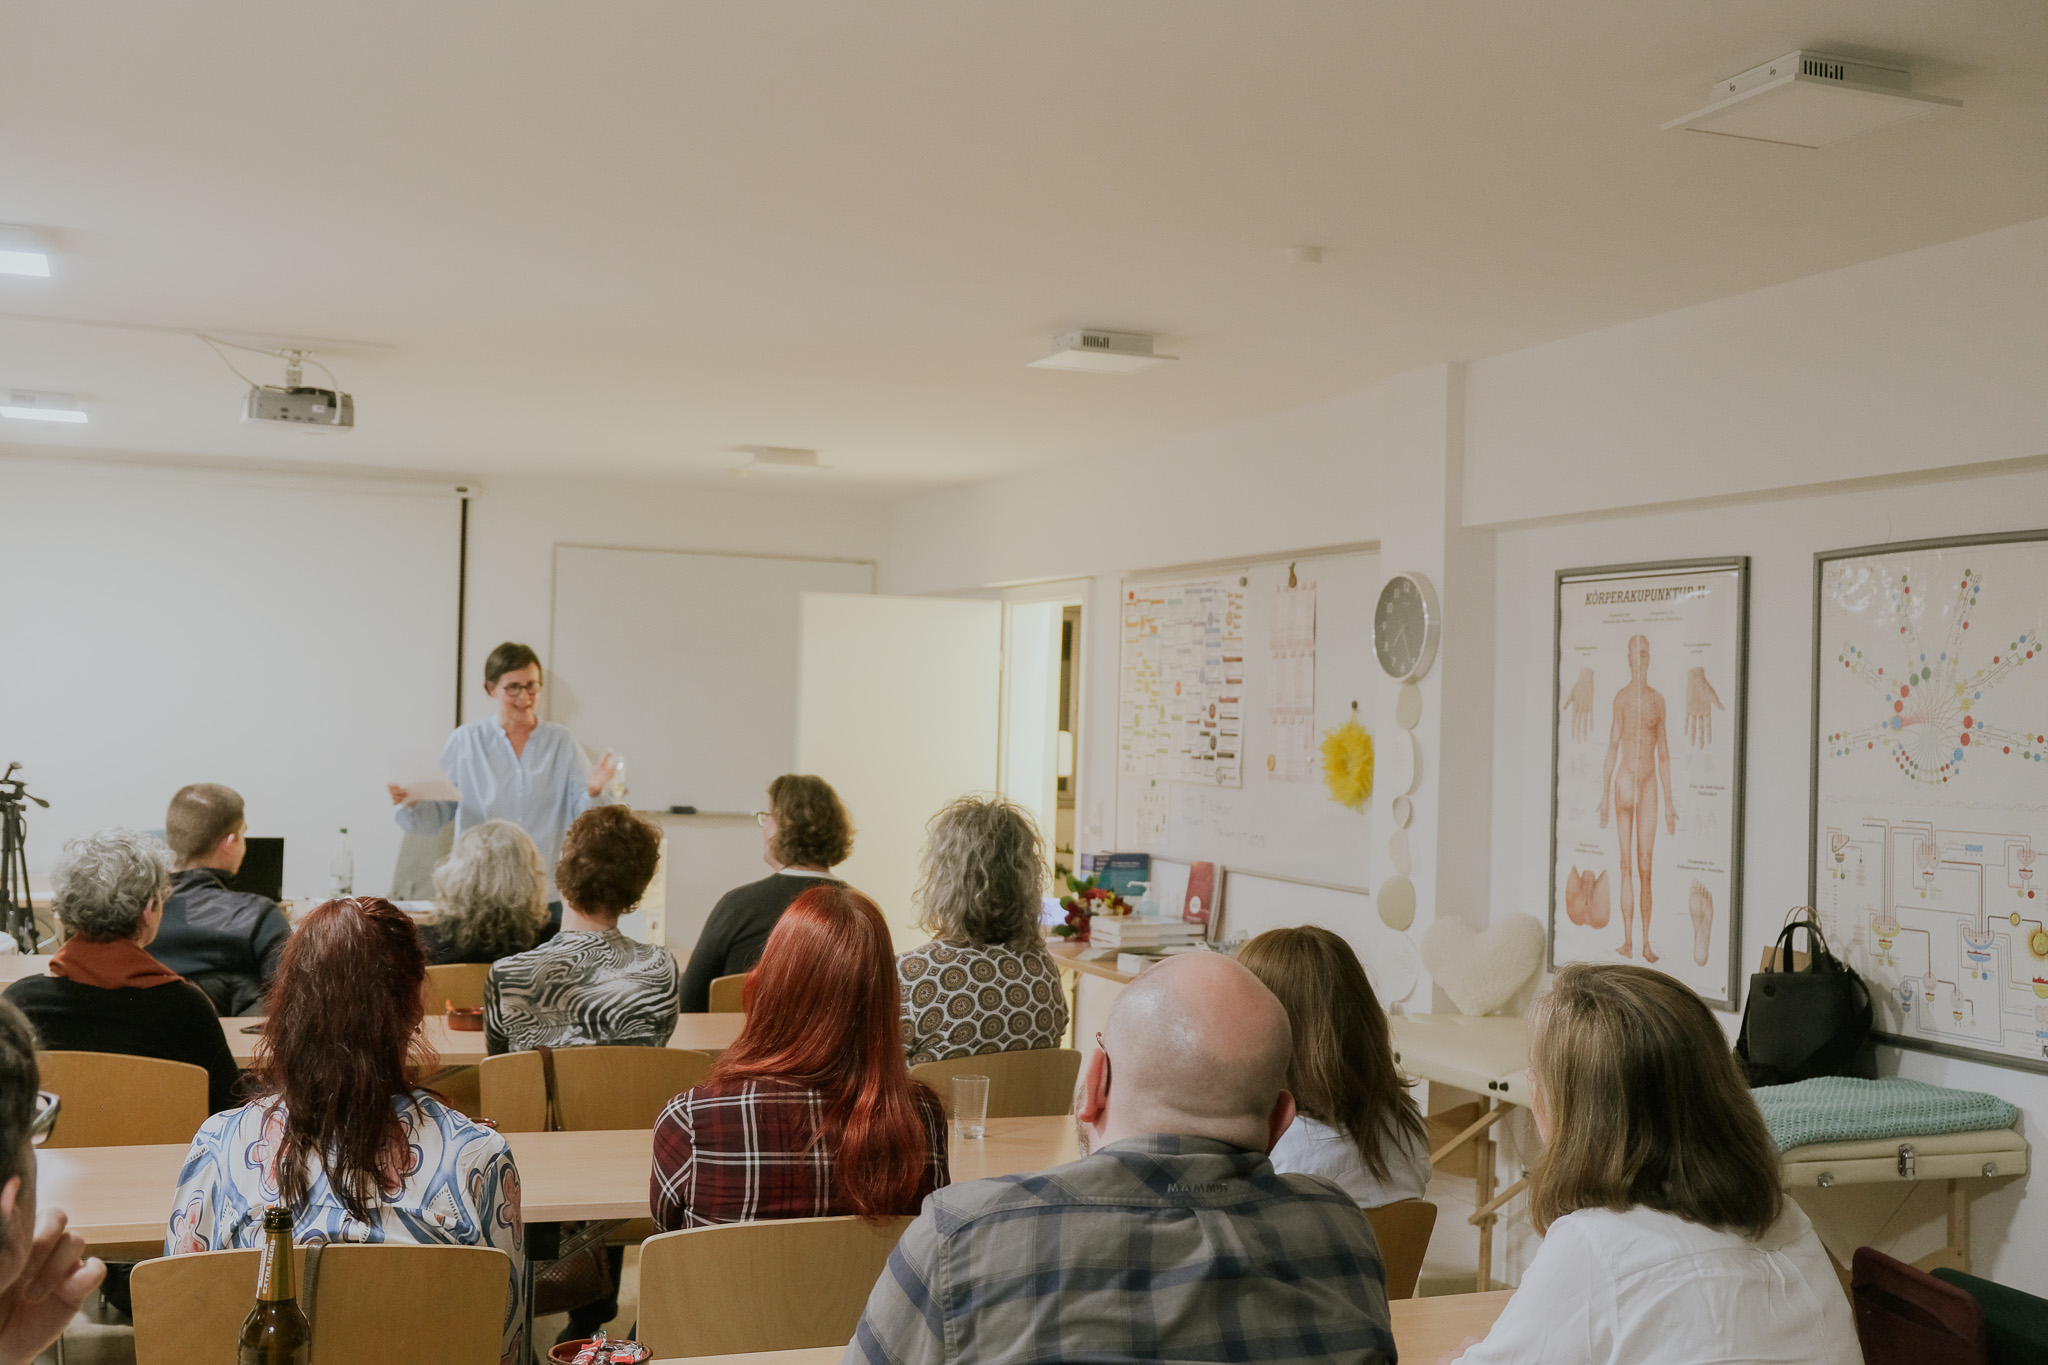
[1948,1178,1970,1274]
[1474,1099,1496,1293]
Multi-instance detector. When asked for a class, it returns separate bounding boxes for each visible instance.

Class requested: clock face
[1375,575,1431,680]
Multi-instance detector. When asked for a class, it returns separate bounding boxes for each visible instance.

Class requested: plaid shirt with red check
[652,1077,951,1229]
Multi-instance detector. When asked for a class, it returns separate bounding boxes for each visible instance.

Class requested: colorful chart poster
[1119,578,1246,788]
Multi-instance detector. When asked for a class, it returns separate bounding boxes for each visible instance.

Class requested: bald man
[846,953,1394,1365]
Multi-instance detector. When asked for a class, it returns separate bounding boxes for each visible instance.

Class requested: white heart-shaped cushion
[1420,913,1546,1017]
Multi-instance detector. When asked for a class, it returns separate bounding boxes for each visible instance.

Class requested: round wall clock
[1373,572,1440,682]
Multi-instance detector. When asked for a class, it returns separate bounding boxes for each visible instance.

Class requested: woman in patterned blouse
[896,795,1069,1065]
[165,898,526,1365]
[651,884,948,1229]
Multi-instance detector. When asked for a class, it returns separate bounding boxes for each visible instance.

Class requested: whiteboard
[550,547,873,814]
[1217,869,1420,1007]
[1115,549,1379,888]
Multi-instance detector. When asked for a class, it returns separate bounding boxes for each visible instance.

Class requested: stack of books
[1089,915,1205,952]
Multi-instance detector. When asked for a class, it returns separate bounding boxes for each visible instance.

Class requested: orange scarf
[48,937,184,991]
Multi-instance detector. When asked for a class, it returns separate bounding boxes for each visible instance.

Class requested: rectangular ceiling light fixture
[0,391,87,423]
[1028,329,1177,374]
[0,226,52,277]
[1663,51,1959,148]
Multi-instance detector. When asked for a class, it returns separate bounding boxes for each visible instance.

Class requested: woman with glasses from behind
[0,998,104,1365]
[165,898,526,1364]
[390,640,620,942]
[652,884,948,1230]
[1446,963,1856,1364]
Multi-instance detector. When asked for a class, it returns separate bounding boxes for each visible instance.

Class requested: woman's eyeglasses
[498,681,542,697]
[29,1091,58,1147]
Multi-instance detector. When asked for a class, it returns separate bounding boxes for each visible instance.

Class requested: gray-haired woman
[897,796,1069,1065]
[419,820,550,965]
[2,829,239,1114]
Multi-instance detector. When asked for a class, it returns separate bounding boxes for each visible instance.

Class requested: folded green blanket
[1753,1076,2019,1152]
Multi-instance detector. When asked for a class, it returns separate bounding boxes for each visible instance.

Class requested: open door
[797,593,1003,947]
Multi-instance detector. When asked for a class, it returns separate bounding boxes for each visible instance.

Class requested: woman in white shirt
[1449,962,1859,1365]
[1237,926,1431,1207]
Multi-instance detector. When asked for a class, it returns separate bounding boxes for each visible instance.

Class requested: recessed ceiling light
[730,445,826,477]
[0,227,53,278]
[1028,329,1177,374]
[0,391,87,423]
[1663,51,1959,149]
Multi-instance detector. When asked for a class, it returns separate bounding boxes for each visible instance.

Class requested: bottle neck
[256,1225,297,1303]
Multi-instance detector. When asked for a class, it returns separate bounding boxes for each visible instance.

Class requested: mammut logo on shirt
[1166,1181,1231,1194]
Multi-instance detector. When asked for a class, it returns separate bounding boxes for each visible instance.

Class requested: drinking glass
[951,1074,990,1141]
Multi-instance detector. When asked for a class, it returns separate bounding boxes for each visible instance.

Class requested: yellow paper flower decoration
[1321,719,1374,812]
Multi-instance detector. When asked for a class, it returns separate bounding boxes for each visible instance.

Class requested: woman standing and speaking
[390,642,619,941]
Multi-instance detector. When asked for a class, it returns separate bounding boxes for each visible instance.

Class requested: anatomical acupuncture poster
[1813,531,2048,1074]
[1551,559,1749,1008]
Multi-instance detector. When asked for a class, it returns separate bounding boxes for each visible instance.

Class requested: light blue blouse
[395,716,612,898]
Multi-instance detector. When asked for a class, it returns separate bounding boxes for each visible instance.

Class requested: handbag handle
[1769,909,1838,975]
[537,1044,564,1133]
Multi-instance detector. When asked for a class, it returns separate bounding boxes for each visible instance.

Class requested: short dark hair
[165,783,245,862]
[483,642,543,688]
[766,774,854,869]
[0,998,39,1233]
[556,806,662,917]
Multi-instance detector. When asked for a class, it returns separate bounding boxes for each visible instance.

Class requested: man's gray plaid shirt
[845,1133,1397,1365]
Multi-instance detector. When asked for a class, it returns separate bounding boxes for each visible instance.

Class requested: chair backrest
[707,972,749,1013]
[1362,1199,1438,1300]
[1852,1245,1987,1365]
[36,1051,209,1148]
[477,1045,714,1132]
[909,1048,1082,1119]
[422,961,494,1013]
[131,1242,510,1365]
[638,1215,914,1358]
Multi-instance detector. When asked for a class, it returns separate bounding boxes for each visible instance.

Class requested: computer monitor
[225,837,285,903]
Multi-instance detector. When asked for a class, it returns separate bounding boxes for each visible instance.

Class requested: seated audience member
[896,796,1067,1065]
[149,784,291,1016]
[654,884,947,1230]
[847,952,1395,1365]
[1449,963,1858,1365]
[420,820,550,965]
[678,774,852,1012]
[0,998,106,1365]
[1237,926,1430,1207]
[485,805,679,1054]
[5,830,239,1114]
[166,897,525,1363]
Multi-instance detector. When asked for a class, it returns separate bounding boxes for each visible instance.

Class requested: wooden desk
[38,1116,1078,1251]
[657,1289,1518,1365]
[1045,940,1138,986]
[222,1012,747,1068]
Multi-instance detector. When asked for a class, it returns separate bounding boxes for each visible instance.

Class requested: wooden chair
[638,1215,914,1358]
[1363,1199,1438,1300]
[1851,1245,1987,1365]
[36,1052,208,1148]
[909,1048,1082,1119]
[132,1242,510,1365]
[707,972,749,1013]
[477,1045,714,1132]
[422,961,493,1013]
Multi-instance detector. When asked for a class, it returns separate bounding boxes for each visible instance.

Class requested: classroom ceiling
[0,2,2043,493]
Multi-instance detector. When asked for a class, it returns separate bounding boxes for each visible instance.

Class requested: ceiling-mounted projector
[1663,50,1959,148]
[243,385,354,429]
[1028,329,1177,374]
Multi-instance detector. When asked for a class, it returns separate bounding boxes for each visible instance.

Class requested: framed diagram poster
[1811,529,2048,1075]
[1550,559,1749,1008]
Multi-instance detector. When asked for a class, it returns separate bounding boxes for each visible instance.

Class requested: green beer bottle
[237,1205,311,1365]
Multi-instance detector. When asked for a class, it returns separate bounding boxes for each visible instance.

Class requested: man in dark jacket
[148,784,291,1017]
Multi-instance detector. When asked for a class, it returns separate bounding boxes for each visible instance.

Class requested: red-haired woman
[651,884,948,1229]
[165,898,526,1365]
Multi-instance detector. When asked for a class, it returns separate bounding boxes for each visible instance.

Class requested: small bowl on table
[445,1003,485,1032]
[549,1338,649,1363]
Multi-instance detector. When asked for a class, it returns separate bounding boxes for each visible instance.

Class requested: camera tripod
[0,762,46,954]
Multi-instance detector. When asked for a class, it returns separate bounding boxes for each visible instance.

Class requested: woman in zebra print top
[484,805,680,1055]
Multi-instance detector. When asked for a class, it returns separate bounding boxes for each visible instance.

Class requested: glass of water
[951,1074,990,1141]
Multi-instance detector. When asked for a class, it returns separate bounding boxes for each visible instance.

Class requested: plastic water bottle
[329,828,353,898]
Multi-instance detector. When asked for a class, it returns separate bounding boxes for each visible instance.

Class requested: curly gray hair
[52,828,173,942]
[913,795,1047,949]
[431,820,549,960]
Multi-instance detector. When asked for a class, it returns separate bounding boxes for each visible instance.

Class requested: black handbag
[1734,908,1877,1087]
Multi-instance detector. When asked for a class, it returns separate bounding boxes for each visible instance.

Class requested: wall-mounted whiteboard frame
[1213,865,1419,1006]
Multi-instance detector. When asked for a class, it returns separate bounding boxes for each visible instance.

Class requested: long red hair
[710,884,935,1217]
[253,897,437,1223]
